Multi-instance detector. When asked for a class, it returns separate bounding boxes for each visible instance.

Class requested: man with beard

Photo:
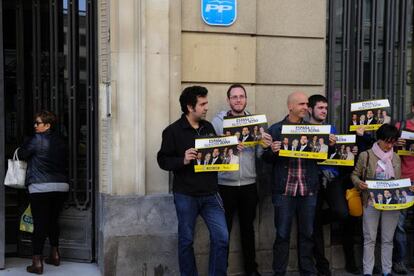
[241,126,254,142]
[299,135,310,151]
[308,94,359,275]
[366,110,377,125]
[157,86,228,275]
[212,84,271,276]
[210,148,222,165]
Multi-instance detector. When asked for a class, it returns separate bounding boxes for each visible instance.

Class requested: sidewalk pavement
[0,258,101,276]
[2,258,414,276]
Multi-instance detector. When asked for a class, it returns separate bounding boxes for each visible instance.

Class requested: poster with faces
[398,130,414,156]
[279,125,331,160]
[349,99,391,131]
[194,136,239,172]
[367,178,414,210]
[318,135,357,166]
[223,114,268,147]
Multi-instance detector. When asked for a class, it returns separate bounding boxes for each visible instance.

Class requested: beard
[230,102,247,114]
[311,111,325,123]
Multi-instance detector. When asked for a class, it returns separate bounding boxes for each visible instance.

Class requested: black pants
[29,192,67,255]
[313,176,349,273]
[219,183,258,273]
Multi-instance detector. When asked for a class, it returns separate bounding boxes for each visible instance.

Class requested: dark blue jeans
[393,209,407,263]
[272,194,317,276]
[174,192,229,276]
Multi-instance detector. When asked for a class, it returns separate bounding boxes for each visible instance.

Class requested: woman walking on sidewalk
[18,111,69,274]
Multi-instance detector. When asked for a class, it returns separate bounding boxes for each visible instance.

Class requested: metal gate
[327,0,414,133]
[1,0,97,262]
[0,0,4,269]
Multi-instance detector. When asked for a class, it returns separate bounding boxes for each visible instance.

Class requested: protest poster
[367,178,414,210]
[223,114,268,147]
[194,136,239,172]
[397,130,414,156]
[349,99,391,131]
[279,125,331,159]
[318,135,357,166]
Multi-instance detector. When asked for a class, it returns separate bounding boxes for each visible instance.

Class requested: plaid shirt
[284,157,311,196]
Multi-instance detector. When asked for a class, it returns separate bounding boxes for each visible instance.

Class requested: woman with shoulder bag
[18,111,69,275]
[351,124,408,276]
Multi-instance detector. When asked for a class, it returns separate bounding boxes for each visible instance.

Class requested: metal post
[0,0,5,270]
[327,0,336,126]
[32,0,42,113]
[370,0,378,99]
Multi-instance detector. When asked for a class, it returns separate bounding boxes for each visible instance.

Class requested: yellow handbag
[346,187,362,217]
[346,152,370,217]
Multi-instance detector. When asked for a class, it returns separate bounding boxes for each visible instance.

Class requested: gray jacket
[211,110,263,186]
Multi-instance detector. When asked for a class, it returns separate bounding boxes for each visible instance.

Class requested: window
[327,0,414,132]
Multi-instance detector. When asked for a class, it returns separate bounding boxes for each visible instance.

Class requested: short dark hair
[226,84,247,99]
[376,124,399,142]
[308,94,328,109]
[35,110,57,129]
[179,86,208,114]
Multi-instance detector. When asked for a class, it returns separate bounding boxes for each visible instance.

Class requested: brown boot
[26,255,43,274]
[44,246,60,266]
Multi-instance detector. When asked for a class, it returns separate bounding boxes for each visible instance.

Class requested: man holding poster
[212,84,271,276]
[262,92,319,275]
[157,86,228,276]
[307,94,360,276]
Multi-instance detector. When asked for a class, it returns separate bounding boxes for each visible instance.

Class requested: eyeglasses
[34,121,44,126]
[229,95,246,100]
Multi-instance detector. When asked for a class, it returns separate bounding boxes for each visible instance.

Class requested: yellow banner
[349,124,382,132]
[318,159,354,166]
[279,150,327,160]
[194,164,239,172]
[397,150,414,156]
[242,141,258,147]
[373,202,414,211]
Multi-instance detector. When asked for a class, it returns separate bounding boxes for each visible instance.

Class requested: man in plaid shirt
[262,92,320,276]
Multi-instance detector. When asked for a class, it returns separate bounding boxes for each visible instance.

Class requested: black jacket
[157,115,217,196]
[18,130,68,185]
[262,116,320,195]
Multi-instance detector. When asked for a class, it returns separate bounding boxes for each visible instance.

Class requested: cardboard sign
[349,99,391,131]
[279,125,331,159]
[318,135,357,166]
[223,114,268,147]
[398,130,414,156]
[367,178,414,210]
[194,136,239,172]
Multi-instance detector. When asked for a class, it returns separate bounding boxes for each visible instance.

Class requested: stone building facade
[96,0,329,275]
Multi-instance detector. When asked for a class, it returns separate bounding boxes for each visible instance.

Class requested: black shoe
[345,265,362,275]
[247,271,261,276]
[373,265,381,274]
[392,262,408,275]
[317,270,332,276]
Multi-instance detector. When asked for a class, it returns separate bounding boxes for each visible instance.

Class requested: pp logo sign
[201,0,237,26]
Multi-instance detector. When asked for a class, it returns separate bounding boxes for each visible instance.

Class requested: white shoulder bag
[4,148,27,189]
